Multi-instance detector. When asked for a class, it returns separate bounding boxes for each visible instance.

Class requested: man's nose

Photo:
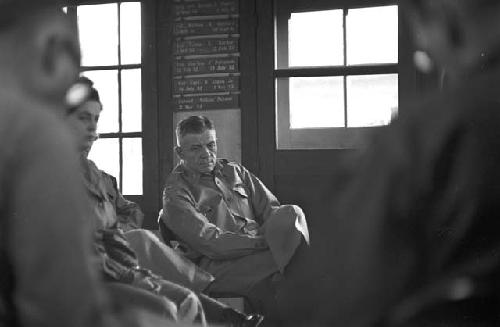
[200,146,210,157]
[88,120,97,132]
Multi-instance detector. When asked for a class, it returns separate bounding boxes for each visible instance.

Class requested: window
[69,2,143,195]
[275,2,399,149]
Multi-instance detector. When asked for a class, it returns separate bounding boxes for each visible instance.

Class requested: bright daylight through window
[275,4,399,149]
[75,2,143,195]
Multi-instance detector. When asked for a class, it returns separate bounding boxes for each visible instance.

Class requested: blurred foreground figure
[0,2,199,327]
[276,1,500,326]
[0,1,112,326]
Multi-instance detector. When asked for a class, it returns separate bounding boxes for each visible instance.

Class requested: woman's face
[66,100,102,156]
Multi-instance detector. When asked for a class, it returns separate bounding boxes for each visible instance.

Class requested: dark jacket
[277,66,500,326]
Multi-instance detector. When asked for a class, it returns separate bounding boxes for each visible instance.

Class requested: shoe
[223,308,264,327]
[241,314,264,327]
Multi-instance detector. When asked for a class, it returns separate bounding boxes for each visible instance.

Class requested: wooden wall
[149,0,436,230]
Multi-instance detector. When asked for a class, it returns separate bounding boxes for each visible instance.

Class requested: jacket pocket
[232,185,255,219]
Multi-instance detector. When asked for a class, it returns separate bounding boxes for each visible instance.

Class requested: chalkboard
[173,57,239,75]
[174,93,239,110]
[175,37,239,56]
[174,19,239,36]
[170,0,241,113]
[174,0,238,17]
[174,77,239,94]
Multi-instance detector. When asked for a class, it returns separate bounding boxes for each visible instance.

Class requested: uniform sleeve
[162,185,268,260]
[239,165,281,224]
[108,175,144,231]
[10,117,111,327]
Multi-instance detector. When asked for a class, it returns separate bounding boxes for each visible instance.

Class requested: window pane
[120,2,142,65]
[78,4,118,66]
[290,77,344,128]
[347,74,398,127]
[289,10,343,67]
[83,70,119,133]
[121,69,142,132]
[88,138,120,187]
[346,5,398,65]
[123,138,143,195]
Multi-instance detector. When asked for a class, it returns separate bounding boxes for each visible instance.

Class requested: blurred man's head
[0,1,80,108]
[403,0,500,84]
[175,116,217,174]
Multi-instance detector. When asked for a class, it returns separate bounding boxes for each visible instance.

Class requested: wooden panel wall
[153,0,436,230]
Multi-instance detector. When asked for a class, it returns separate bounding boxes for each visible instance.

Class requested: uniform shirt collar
[178,160,224,184]
[81,158,109,201]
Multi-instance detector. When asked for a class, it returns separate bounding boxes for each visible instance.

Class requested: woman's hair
[77,76,100,102]
[67,76,100,115]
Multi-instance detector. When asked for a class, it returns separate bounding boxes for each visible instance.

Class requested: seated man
[67,77,262,327]
[161,115,310,319]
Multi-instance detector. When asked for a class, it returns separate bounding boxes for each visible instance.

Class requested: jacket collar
[81,158,109,201]
[176,160,225,184]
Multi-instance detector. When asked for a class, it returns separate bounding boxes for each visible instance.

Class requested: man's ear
[31,12,80,104]
[411,7,464,72]
[175,146,183,159]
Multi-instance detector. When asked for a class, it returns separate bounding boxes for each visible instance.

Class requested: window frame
[64,0,160,228]
[274,0,400,150]
[69,2,143,194]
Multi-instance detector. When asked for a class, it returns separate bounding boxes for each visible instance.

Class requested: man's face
[177,129,217,174]
[66,100,101,156]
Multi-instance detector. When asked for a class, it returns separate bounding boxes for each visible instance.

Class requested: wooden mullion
[99,132,142,138]
[274,64,399,78]
[80,64,141,71]
[117,2,124,192]
[284,0,397,13]
[66,0,139,5]
[256,0,276,190]
[141,0,160,228]
[343,8,348,127]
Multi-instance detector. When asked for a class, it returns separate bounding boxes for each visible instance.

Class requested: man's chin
[198,163,215,173]
[80,143,93,157]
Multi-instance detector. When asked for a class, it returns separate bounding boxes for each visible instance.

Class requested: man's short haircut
[176,116,215,143]
[0,0,64,30]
